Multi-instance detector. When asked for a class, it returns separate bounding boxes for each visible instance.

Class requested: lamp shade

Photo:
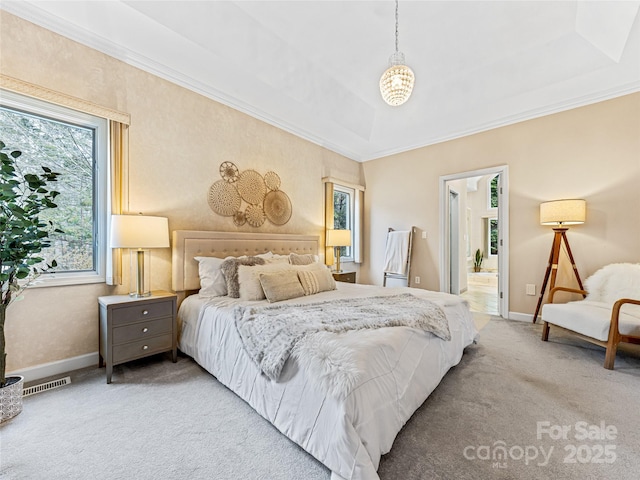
[326,229,352,247]
[110,215,170,248]
[540,199,586,226]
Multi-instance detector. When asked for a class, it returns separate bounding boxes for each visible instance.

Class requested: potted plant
[0,140,61,423]
[473,248,483,273]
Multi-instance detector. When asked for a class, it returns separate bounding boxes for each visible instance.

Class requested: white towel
[383,230,411,275]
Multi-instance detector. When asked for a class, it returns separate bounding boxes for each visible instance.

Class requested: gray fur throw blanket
[234,293,450,393]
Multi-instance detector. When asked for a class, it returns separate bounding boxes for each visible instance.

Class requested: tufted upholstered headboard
[171,230,319,304]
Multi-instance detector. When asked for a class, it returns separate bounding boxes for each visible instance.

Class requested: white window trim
[334,184,355,263]
[1,90,108,287]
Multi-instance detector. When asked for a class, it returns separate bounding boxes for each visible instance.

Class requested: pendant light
[379,0,415,106]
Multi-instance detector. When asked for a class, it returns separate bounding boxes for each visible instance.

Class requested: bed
[172,230,478,480]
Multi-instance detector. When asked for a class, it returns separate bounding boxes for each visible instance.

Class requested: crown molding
[362,81,640,162]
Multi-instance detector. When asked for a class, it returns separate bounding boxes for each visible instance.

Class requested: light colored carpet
[1,318,638,480]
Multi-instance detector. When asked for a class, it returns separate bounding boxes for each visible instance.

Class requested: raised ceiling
[3,1,639,161]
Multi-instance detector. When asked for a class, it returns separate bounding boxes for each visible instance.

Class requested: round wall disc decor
[233,210,246,226]
[264,171,281,191]
[209,162,292,228]
[219,161,239,183]
[208,180,241,216]
[237,170,267,205]
[245,204,266,227]
[264,190,292,225]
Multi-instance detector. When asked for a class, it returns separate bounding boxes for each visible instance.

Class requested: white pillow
[194,256,227,297]
[265,255,291,264]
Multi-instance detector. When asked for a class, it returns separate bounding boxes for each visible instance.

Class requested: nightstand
[98,291,177,384]
[332,271,356,284]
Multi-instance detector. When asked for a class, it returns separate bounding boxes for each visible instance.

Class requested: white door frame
[449,189,460,295]
[439,165,510,318]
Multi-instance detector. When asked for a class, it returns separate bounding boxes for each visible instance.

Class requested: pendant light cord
[395,0,399,53]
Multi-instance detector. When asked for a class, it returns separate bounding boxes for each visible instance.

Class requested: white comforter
[178,283,478,480]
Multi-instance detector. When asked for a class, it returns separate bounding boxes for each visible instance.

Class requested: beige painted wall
[0,12,362,372]
[362,92,640,316]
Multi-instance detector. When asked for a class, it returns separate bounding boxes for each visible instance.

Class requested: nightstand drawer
[113,316,173,345]
[112,334,173,364]
[112,300,173,326]
[332,271,356,283]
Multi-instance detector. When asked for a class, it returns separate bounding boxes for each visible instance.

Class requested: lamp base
[129,249,151,298]
[334,247,342,275]
[532,228,585,323]
[128,291,152,299]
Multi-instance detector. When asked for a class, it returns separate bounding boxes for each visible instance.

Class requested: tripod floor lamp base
[532,228,585,323]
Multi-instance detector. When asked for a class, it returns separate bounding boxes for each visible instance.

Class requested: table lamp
[326,229,351,273]
[110,214,170,297]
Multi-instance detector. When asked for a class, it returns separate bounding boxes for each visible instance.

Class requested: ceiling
[3,1,639,162]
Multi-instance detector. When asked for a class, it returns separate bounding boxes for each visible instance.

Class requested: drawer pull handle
[142,345,149,350]
[142,327,149,333]
[142,310,149,315]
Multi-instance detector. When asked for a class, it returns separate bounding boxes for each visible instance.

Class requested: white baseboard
[508,311,535,322]
[8,352,99,383]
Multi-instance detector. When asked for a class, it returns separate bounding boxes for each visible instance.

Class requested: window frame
[0,90,108,287]
[333,183,355,263]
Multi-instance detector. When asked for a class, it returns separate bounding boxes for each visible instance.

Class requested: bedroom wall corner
[361,92,640,317]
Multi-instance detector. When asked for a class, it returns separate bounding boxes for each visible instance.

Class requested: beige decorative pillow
[237,263,295,300]
[298,267,336,296]
[259,271,306,303]
[289,252,317,265]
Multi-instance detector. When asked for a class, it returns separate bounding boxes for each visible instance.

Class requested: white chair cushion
[542,300,640,342]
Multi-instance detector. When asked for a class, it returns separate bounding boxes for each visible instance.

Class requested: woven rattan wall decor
[208,162,292,227]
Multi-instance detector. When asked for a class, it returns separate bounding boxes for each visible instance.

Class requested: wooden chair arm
[610,298,640,334]
[549,286,588,303]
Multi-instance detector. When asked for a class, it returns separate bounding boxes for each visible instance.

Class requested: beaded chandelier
[379,0,415,106]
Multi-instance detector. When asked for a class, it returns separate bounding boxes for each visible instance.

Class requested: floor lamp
[532,199,586,323]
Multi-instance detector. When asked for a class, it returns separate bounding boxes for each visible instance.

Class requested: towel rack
[383,227,415,287]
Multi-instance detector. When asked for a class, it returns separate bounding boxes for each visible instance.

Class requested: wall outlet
[421,231,427,239]
[526,284,536,296]
[415,276,421,285]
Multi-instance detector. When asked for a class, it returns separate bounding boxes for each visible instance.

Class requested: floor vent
[23,376,72,397]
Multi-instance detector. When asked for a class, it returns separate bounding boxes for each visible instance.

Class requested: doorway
[439,166,509,317]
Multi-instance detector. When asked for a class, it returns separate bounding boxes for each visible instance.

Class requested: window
[488,174,499,209]
[0,90,108,286]
[333,184,355,261]
[488,218,498,256]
